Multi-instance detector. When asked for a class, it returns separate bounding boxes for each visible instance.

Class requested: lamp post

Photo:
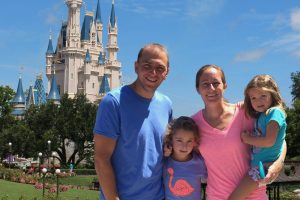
[8,142,12,169]
[47,140,51,169]
[38,152,42,176]
[42,168,47,197]
[55,169,61,198]
[51,152,56,173]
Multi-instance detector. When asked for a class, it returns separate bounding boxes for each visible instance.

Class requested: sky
[0,0,299,117]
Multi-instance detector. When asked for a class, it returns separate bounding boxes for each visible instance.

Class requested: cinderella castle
[11,0,121,118]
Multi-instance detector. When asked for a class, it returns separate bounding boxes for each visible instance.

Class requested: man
[94,43,173,200]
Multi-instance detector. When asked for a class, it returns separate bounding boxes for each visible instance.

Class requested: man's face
[134,47,169,95]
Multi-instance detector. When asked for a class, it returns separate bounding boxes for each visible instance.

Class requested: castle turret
[65,0,82,48]
[106,0,121,90]
[47,69,61,105]
[95,0,103,49]
[46,33,55,89]
[11,76,26,119]
[33,74,47,106]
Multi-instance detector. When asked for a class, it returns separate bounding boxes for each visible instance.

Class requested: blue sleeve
[266,108,285,127]
[93,93,120,140]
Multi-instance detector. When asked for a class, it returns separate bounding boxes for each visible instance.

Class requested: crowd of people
[93,43,287,200]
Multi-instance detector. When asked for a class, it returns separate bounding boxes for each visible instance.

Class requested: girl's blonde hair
[164,116,200,154]
[244,74,285,118]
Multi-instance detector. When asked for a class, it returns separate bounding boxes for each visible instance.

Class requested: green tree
[286,71,300,159]
[290,71,300,100]
[0,85,15,132]
[0,121,35,158]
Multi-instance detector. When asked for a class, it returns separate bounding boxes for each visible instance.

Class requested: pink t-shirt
[192,104,267,200]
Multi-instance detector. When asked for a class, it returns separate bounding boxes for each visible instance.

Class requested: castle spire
[46,31,54,54]
[99,74,110,95]
[95,0,102,24]
[110,0,116,28]
[85,49,91,63]
[12,76,25,104]
[47,71,61,103]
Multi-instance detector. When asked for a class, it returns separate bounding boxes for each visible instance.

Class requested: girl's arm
[241,120,279,147]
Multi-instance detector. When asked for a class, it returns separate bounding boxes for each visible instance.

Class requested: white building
[45,0,121,103]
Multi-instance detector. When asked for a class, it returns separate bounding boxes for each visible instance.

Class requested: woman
[192,64,286,199]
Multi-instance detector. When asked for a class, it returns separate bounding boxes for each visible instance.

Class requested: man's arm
[94,134,119,200]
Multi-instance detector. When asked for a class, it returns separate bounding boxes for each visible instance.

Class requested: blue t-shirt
[251,107,286,167]
[94,85,173,200]
[163,153,207,200]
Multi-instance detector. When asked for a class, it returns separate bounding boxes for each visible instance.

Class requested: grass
[0,179,99,200]
[46,175,98,187]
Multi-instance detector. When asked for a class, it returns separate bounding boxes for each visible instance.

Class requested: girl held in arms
[229,74,287,200]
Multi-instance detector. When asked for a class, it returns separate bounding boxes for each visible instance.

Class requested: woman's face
[197,67,226,104]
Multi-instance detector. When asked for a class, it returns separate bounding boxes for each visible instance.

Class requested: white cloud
[292,49,300,58]
[290,8,300,31]
[186,0,224,18]
[234,49,266,62]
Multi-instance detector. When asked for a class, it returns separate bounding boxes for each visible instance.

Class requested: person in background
[93,43,172,200]
[229,74,287,200]
[163,116,207,200]
[192,64,286,199]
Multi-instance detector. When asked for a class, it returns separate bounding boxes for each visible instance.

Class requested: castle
[11,0,121,117]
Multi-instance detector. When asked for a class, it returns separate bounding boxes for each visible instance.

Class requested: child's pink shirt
[192,104,267,200]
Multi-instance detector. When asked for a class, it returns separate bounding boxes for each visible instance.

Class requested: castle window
[92,83,95,88]
[71,73,73,79]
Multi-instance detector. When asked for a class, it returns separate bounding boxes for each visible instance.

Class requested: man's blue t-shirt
[163,153,207,200]
[94,85,173,200]
[251,107,286,167]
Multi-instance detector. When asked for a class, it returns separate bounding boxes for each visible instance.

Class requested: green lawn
[0,179,99,200]
[45,175,98,188]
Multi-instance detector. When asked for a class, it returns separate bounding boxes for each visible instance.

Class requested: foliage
[291,71,300,101]
[0,85,15,131]
[285,99,300,158]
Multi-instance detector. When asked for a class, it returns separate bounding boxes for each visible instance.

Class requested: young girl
[229,75,286,200]
[163,116,207,200]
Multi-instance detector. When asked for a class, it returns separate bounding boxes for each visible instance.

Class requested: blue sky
[0,0,299,117]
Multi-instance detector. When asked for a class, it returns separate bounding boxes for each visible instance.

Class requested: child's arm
[241,120,279,147]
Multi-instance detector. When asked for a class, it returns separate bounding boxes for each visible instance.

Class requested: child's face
[248,88,272,113]
[171,129,196,162]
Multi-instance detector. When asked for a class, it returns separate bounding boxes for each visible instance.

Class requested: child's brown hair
[164,116,200,154]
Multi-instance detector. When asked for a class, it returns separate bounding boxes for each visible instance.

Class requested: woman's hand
[241,131,251,144]
[259,140,287,185]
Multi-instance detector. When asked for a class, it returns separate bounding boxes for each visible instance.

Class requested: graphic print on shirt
[167,167,194,197]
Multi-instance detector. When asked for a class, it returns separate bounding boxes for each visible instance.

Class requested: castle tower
[11,76,26,119]
[47,67,61,105]
[95,0,103,49]
[46,33,55,91]
[65,0,82,48]
[106,0,121,89]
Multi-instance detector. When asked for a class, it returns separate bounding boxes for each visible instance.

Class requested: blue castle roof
[81,14,93,41]
[95,0,102,24]
[47,74,61,101]
[85,49,91,63]
[110,1,116,28]
[98,52,104,64]
[12,77,25,104]
[99,74,110,94]
[46,36,54,54]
